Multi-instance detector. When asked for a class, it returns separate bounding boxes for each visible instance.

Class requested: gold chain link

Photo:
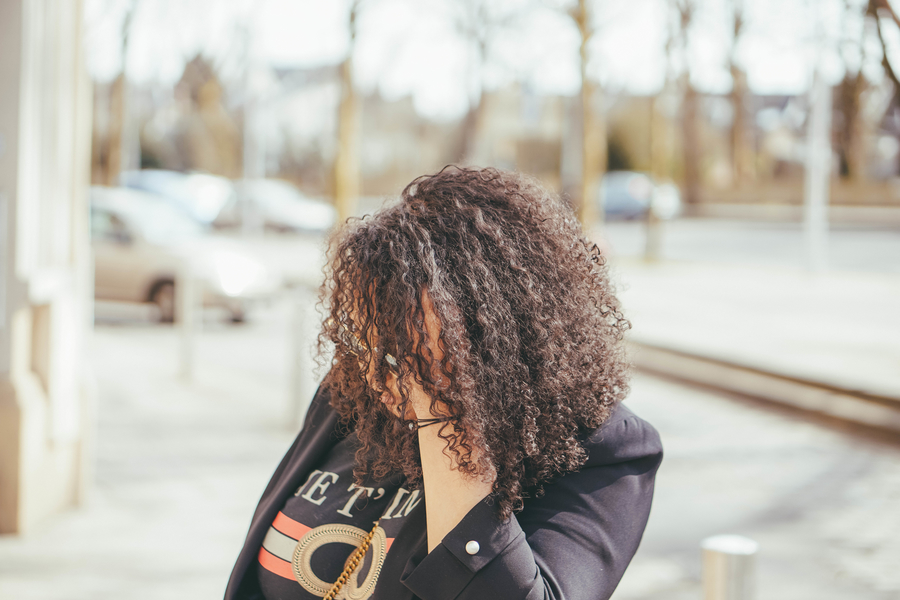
[323,519,382,600]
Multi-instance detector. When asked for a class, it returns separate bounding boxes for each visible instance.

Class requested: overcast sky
[84,0,899,120]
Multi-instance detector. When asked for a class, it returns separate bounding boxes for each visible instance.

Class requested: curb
[628,340,900,435]
[686,203,900,226]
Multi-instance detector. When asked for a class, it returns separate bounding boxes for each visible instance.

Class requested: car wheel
[151,281,176,323]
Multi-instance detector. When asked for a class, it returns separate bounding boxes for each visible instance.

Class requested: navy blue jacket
[225,384,663,600]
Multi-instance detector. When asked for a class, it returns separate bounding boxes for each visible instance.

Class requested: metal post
[177,262,197,381]
[289,283,318,429]
[803,67,831,273]
[701,534,758,600]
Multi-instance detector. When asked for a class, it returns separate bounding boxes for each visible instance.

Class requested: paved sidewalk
[611,258,900,401]
[617,374,900,600]
[0,304,305,600]
[2,310,898,600]
[1,262,898,599]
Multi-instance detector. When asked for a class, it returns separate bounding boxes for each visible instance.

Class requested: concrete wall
[0,0,94,534]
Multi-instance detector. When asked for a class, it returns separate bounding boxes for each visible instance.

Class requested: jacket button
[465,540,480,555]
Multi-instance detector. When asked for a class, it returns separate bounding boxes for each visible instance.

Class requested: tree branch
[870,0,900,101]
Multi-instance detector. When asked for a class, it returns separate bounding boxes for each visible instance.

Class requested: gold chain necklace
[324,519,382,600]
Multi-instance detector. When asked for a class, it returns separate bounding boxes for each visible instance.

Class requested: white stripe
[262,527,298,562]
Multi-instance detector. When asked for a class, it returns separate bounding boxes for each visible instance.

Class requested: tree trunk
[682,79,701,204]
[107,3,136,185]
[580,80,605,227]
[575,0,604,228]
[730,65,753,185]
[650,94,667,180]
[838,72,867,182]
[105,73,125,186]
[334,56,360,225]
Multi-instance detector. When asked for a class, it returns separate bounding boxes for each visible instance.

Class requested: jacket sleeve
[398,408,663,600]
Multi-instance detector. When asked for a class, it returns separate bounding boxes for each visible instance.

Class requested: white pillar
[177,263,198,381]
[803,70,832,273]
[0,0,94,533]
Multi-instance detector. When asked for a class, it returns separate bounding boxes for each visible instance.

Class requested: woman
[225,167,662,600]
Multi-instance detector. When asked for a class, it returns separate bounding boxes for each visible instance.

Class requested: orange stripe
[385,538,394,553]
[258,546,296,580]
[272,512,312,540]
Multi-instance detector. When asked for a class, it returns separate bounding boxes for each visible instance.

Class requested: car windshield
[244,179,312,210]
[119,194,206,243]
[123,170,234,223]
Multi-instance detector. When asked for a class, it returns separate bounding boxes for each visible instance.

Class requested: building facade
[0,0,93,533]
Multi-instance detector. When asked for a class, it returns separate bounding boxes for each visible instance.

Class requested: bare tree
[334,0,363,225]
[451,0,520,164]
[455,0,489,163]
[571,0,606,227]
[837,69,868,181]
[651,0,678,183]
[870,0,900,93]
[105,0,139,186]
[556,0,633,226]
[646,4,680,262]
[672,0,701,205]
[830,0,900,182]
[833,0,872,181]
[859,0,900,178]
[729,0,753,185]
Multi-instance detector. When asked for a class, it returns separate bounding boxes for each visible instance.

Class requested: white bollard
[701,534,758,600]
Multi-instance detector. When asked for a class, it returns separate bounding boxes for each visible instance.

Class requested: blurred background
[1,0,899,598]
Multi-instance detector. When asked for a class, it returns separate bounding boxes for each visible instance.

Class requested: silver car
[90,186,283,322]
[598,171,682,221]
[220,178,337,234]
[120,169,236,225]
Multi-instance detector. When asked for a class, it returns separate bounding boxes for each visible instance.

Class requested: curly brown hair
[319,166,631,520]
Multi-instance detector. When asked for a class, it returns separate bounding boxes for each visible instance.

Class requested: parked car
[120,169,236,226]
[598,171,682,221]
[90,186,282,322]
[220,178,337,233]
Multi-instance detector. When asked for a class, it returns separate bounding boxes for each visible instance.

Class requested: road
[603,218,900,598]
[1,297,898,599]
[617,375,900,600]
[603,218,900,274]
